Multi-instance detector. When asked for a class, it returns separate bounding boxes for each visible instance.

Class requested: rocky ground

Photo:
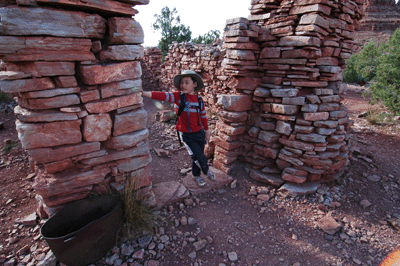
[1,84,400,266]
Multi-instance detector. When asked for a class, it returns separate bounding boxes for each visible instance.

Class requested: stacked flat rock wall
[158,0,364,196]
[141,47,165,91]
[0,0,152,216]
[160,41,227,107]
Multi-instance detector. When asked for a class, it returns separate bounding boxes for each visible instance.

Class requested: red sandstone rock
[36,0,138,16]
[16,120,82,149]
[99,45,144,61]
[84,93,142,113]
[216,95,253,111]
[104,128,148,150]
[17,94,80,110]
[0,77,54,93]
[107,17,144,45]
[113,108,147,136]
[0,7,106,38]
[28,142,101,164]
[0,36,95,62]
[83,114,112,142]
[116,154,152,173]
[5,62,75,77]
[79,61,141,85]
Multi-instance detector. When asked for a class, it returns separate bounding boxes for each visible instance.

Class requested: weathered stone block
[278,36,321,47]
[270,88,299,98]
[0,78,54,93]
[260,47,281,58]
[217,122,246,136]
[99,45,144,61]
[296,133,326,143]
[226,50,256,61]
[299,13,330,29]
[275,120,293,136]
[101,79,142,99]
[16,120,82,149]
[83,114,112,142]
[0,7,106,38]
[113,108,147,136]
[85,93,142,113]
[290,4,331,16]
[279,138,314,152]
[6,62,75,77]
[117,154,152,173]
[18,94,80,110]
[278,181,321,197]
[258,130,280,143]
[303,112,329,121]
[82,144,149,166]
[28,142,101,164]
[79,61,141,85]
[35,0,138,16]
[217,94,253,111]
[249,169,284,187]
[105,129,148,150]
[254,87,271,97]
[271,104,299,115]
[107,17,144,44]
[217,110,248,123]
[0,36,95,62]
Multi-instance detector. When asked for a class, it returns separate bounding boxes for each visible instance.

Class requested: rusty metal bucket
[40,195,123,266]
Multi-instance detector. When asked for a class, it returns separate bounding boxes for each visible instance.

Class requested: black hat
[173,70,204,91]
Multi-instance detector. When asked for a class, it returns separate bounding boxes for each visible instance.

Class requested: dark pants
[180,130,209,177]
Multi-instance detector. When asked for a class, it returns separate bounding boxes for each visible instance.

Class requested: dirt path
[1,84,400,266]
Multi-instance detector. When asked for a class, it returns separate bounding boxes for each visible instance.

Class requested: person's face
[180,77,197,94]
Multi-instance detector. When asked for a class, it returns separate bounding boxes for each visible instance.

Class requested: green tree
[367,28,400,115]
[192,30,221,44]
[355,41,381,81]
[343,53,361,83]
[152,6,192,58]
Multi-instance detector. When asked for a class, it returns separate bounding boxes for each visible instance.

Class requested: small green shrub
[343,53,362,83]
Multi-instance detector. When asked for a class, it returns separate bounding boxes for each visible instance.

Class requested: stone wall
[141,47,165,91]
[147,0,364,196]
[0,0,152,216]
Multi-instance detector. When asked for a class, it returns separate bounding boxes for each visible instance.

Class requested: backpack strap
[176,93,186,120]
[176,93,186,146]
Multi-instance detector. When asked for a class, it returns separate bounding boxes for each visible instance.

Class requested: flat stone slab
[182,167,233,196]
[153,167,233,207]
[278,181,321,197]
[152,181,189,208]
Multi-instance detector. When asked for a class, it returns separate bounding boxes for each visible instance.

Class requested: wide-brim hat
[173,70,204,91]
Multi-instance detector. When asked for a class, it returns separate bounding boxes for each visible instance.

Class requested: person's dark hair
[190,76,197,84]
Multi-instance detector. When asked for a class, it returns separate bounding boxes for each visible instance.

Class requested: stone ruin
[0,0,152,216]
[0,0,367,214]
[145,0,365,196]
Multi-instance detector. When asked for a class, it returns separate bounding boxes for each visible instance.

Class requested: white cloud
[135,0,250,47]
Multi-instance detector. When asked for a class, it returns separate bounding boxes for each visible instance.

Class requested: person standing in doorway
[142,70,215,186]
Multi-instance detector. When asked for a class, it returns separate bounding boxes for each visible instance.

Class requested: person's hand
[205,130,211,142]
[142,91,152,98]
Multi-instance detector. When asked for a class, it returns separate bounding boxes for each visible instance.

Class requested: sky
[135,0,251,47]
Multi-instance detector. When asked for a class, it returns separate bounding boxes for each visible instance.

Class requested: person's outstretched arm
[142,91,152,98]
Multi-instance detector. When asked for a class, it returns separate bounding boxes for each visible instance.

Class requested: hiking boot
[207,170,216,180]
[193,176,206,186]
